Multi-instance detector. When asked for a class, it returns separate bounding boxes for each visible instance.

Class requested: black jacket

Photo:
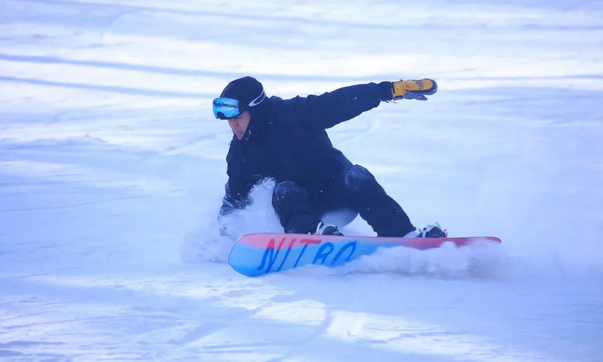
[220,82,394,215]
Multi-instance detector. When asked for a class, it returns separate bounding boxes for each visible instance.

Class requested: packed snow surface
[1,0,602,361]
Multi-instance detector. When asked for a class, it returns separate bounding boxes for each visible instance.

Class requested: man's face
[227,111,250,140]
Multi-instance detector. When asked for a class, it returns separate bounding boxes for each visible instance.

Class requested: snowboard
[229,233,502,277]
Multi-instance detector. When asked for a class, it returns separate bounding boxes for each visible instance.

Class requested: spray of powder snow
[284,240,588,281]
[344,242,513,279]
[180,179,281,263]
[179,180,599,280]
[278,242,507,280]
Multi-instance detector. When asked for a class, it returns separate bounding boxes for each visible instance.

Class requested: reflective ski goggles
[213,97,241,119]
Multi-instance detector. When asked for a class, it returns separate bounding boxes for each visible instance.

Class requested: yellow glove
[392,79,437,101]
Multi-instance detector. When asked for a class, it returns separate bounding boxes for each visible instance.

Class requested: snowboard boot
[417,222,447,238]
[316,222,343,236]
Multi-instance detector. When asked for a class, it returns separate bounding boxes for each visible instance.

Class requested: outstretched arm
[292,79,437,131]
[293,82,392,131]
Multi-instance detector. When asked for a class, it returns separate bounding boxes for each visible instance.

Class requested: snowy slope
[1,0,602,361]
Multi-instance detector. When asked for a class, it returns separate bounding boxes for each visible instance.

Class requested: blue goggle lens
[213,97,241,119]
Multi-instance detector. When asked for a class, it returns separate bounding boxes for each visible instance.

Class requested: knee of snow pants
[344,165,415,237]
[272,181,321,234]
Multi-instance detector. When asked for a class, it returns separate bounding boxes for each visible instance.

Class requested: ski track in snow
[1,0,603,361]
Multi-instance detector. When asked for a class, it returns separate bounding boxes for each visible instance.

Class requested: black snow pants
[271,165,415,236]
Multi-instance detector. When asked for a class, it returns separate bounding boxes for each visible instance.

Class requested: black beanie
[220,76,266,112]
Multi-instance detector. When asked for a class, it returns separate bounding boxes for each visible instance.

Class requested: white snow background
[1,0,602,361]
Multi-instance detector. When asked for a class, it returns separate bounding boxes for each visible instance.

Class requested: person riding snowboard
[214,76,446,238]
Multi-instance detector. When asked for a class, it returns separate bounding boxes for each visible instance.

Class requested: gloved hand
[392,79,438,101]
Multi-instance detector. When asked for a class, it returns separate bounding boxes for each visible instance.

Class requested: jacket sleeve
[219,139,256,217]
[219,177,253,217]
[292,81,393,131]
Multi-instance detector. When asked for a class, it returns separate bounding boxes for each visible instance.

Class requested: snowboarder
[214,76,445,238]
